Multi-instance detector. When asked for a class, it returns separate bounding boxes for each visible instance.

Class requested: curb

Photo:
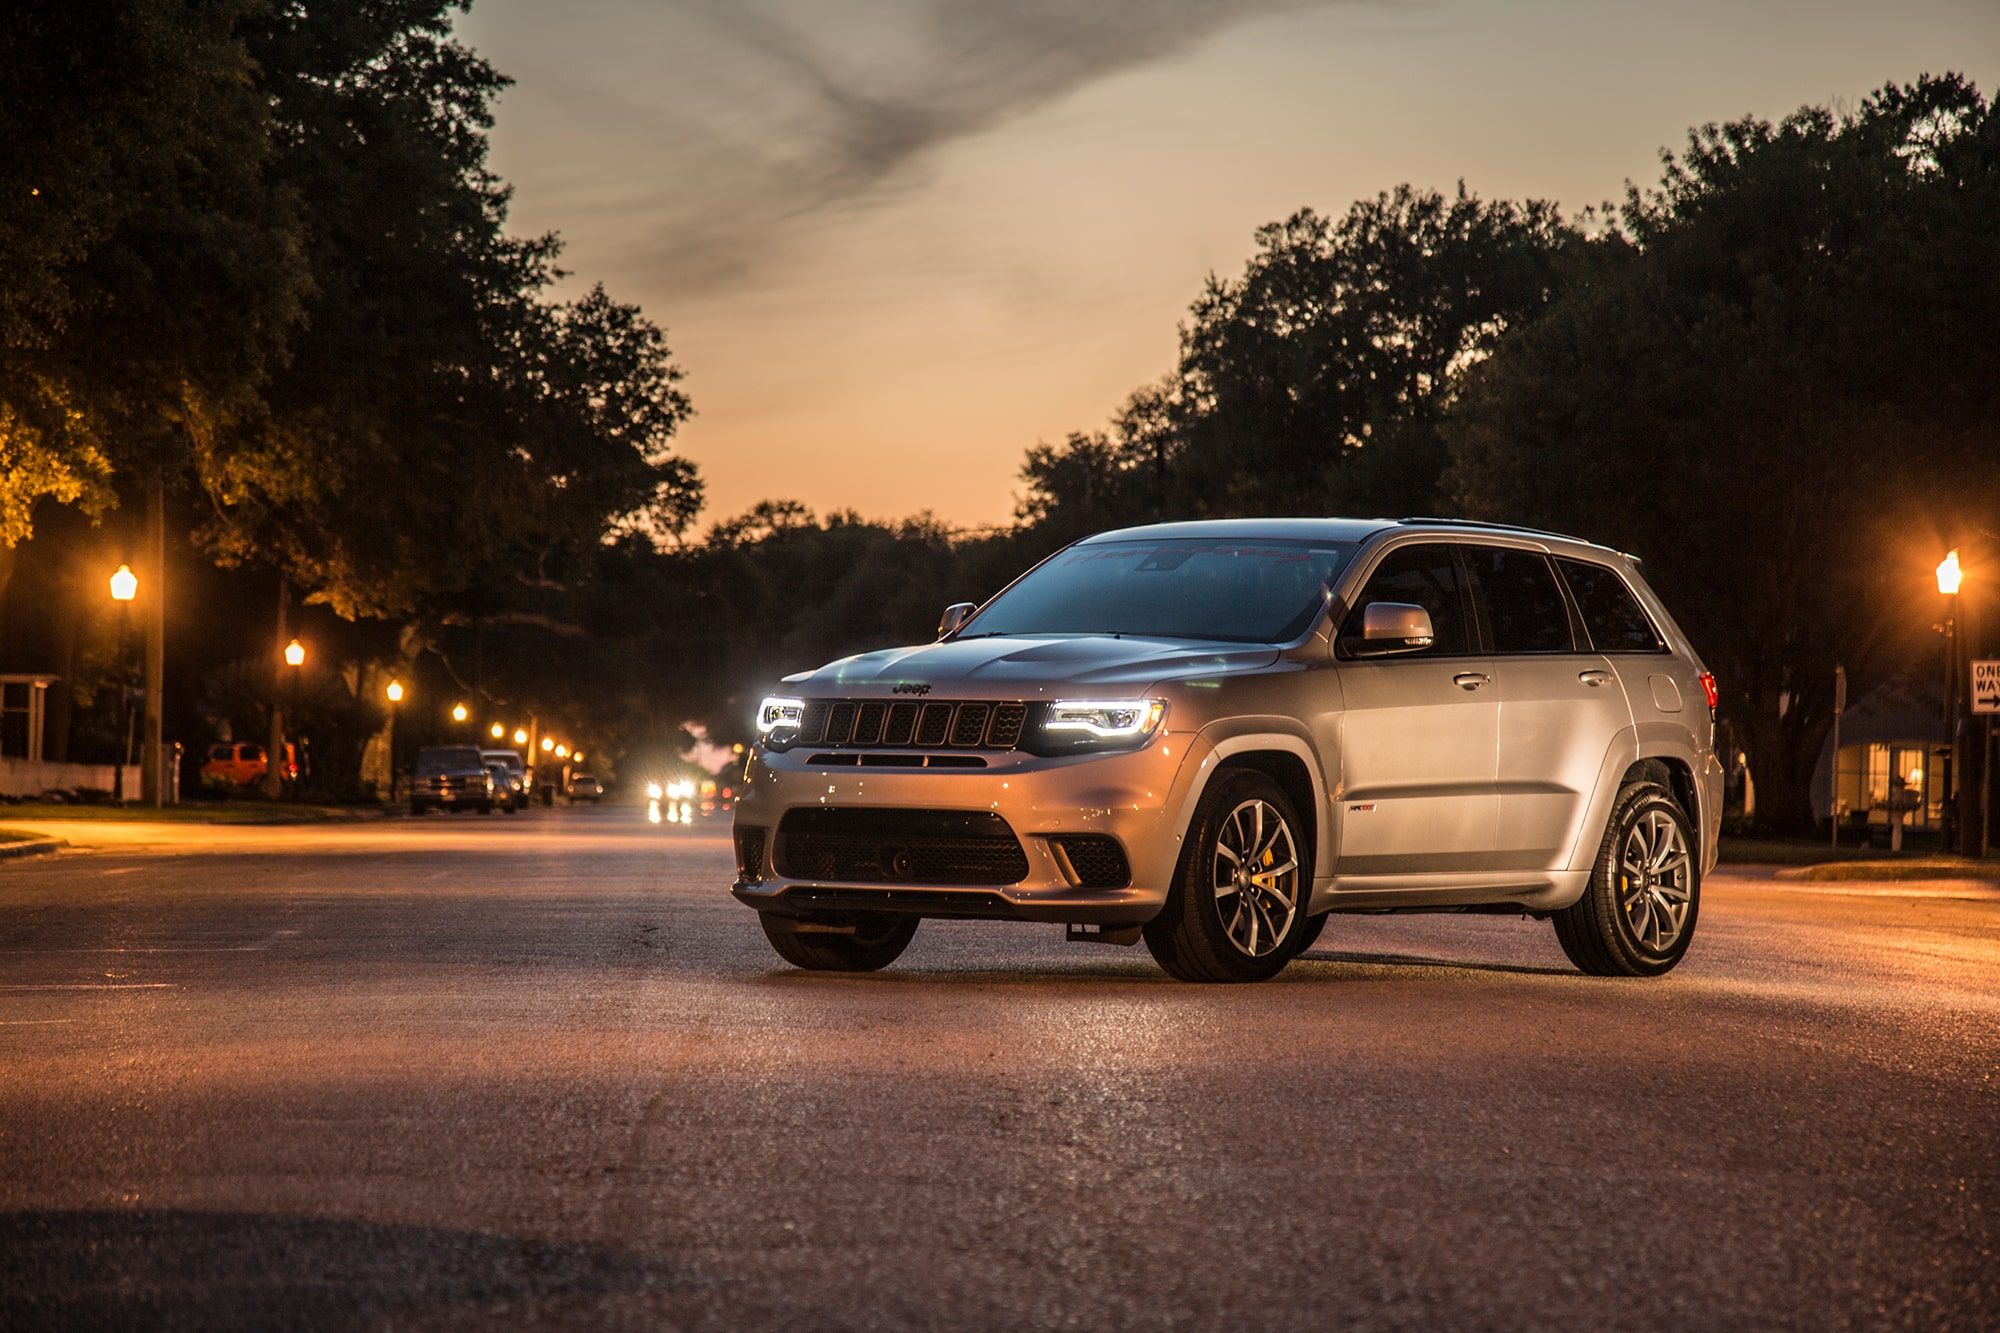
[0,838,67,862]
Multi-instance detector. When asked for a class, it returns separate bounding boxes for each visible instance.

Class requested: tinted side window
[1557,558,1664,652]
[1344,544,1469,656]
[1466,547,1574,654]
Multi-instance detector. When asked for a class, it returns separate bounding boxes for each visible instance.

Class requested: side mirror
[1347,602,1435,657]
[937,602,977,639]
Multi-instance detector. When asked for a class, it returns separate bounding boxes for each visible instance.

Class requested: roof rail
[1395,515,1596,546]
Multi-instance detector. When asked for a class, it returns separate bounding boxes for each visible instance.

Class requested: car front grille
[793,699,1028,751]
[774,808,1030,886]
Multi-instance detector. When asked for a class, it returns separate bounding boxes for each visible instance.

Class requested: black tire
[759,913,919,972]
[1144,768,1310,982]
[478,803,494,815]
[503,804,518,816]
[409,800,426,816]
[1293,912,1330,956]
[1553,780,1700,977]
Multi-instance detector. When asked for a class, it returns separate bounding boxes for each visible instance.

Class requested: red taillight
[1698,671,1718,712]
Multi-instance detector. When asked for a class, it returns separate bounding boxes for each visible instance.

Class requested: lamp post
[108,565,137,803]
[266,582,294,801]
[452,702,469,724]
[1938,549,1962,852]
[385,679,405,801]
[490,721,505,741]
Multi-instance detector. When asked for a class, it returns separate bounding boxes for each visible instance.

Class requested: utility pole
[140,477,166,807]
[266,579,288,800]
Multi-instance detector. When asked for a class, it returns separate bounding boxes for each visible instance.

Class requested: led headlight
[757,696,805,735]
[1027,699,1167,754]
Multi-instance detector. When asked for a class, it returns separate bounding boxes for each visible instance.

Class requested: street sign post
[1830,665,1846,850]
[1975,660,1999,860]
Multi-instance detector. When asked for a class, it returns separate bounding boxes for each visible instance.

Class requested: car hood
[791,635,1280,696]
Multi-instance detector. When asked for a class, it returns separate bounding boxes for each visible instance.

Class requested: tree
[0,0,306,546]
[197,1,699,622]
[1017,186,1575,534]
[1446,74,2000,830]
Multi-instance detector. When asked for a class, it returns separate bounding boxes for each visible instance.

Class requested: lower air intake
[1050,835,1132,888]
[775,808,1030,886]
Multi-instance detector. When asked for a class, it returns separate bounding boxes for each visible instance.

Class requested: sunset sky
[458,0,1999,531]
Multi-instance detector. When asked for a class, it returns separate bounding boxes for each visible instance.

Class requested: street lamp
[108,565,137,802]
[1938,549,1963,596]
[541,736,555,753]
[451,702,469,723]
[385,679,404,704]
[284,639,305,668]
[555,743,569,759]
[512,727,528,746]
[490,722,505,740]
[1937,550,1964,851]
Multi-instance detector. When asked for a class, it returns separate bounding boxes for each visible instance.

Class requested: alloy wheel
[1618,807,1693,953]
[1213,798,1300,958]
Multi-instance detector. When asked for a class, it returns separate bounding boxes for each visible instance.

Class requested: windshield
[417,746,486,771]
[964,538,1357,644]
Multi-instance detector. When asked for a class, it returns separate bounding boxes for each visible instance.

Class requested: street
[2,809,1995,1329]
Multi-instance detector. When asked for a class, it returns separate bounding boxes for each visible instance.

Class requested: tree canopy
[1445,73,2000,827]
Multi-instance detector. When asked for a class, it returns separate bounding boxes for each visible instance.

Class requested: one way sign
[1974,660,2000,715]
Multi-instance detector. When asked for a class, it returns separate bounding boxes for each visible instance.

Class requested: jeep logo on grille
[892,682,932,696]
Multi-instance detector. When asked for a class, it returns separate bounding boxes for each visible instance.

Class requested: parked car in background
[566,773,603,803]
[410,745,495,815]
[481,749,528,813]
[200,741,297,788]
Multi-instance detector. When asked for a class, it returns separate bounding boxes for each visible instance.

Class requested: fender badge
[1348,803,1377,813]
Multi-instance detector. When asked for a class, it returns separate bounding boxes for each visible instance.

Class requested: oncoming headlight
[757,696,805,736]
[1029,699,1167,754]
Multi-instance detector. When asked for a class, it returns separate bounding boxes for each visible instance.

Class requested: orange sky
[459,0,1999,532]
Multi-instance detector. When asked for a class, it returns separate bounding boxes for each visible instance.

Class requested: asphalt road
[2,808,1995,1330]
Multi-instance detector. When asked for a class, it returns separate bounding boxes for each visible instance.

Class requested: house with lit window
[1810,679,1950,845]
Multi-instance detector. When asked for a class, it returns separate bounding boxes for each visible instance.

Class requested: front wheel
[1553,781,1700,977]
[1144,768,1310,982]
[759,913,918,972]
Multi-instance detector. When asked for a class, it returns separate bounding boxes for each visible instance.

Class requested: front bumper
[729,732,1208,926]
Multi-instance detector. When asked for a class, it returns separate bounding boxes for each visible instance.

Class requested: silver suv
[732,518,1721,982]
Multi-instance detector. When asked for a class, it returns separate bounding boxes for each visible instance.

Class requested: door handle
[1578,670,1613,687]
[1452,672,1491,690]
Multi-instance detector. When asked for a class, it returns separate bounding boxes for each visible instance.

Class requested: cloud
[625,0,1343,293]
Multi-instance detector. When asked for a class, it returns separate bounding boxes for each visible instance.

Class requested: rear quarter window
[1557,559,1665,653]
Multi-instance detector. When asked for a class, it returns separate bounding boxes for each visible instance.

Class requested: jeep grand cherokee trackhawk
[731,518,1722,983]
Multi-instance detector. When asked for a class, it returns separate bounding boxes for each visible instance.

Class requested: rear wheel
[1553,781,1699,977]
[1144,769,1309,982]
[759,913,918,972]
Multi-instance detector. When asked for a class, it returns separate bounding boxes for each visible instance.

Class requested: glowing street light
[513,728,528,746]
[385,679,404,704]
[555,744,569,759]
[109,564,138,602]
[490,722,505,740]
[1937,548,1962,596]
[572,751,584,762]
[540,736,555,753]
[451,702,469,723]
[283,639,305,668]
